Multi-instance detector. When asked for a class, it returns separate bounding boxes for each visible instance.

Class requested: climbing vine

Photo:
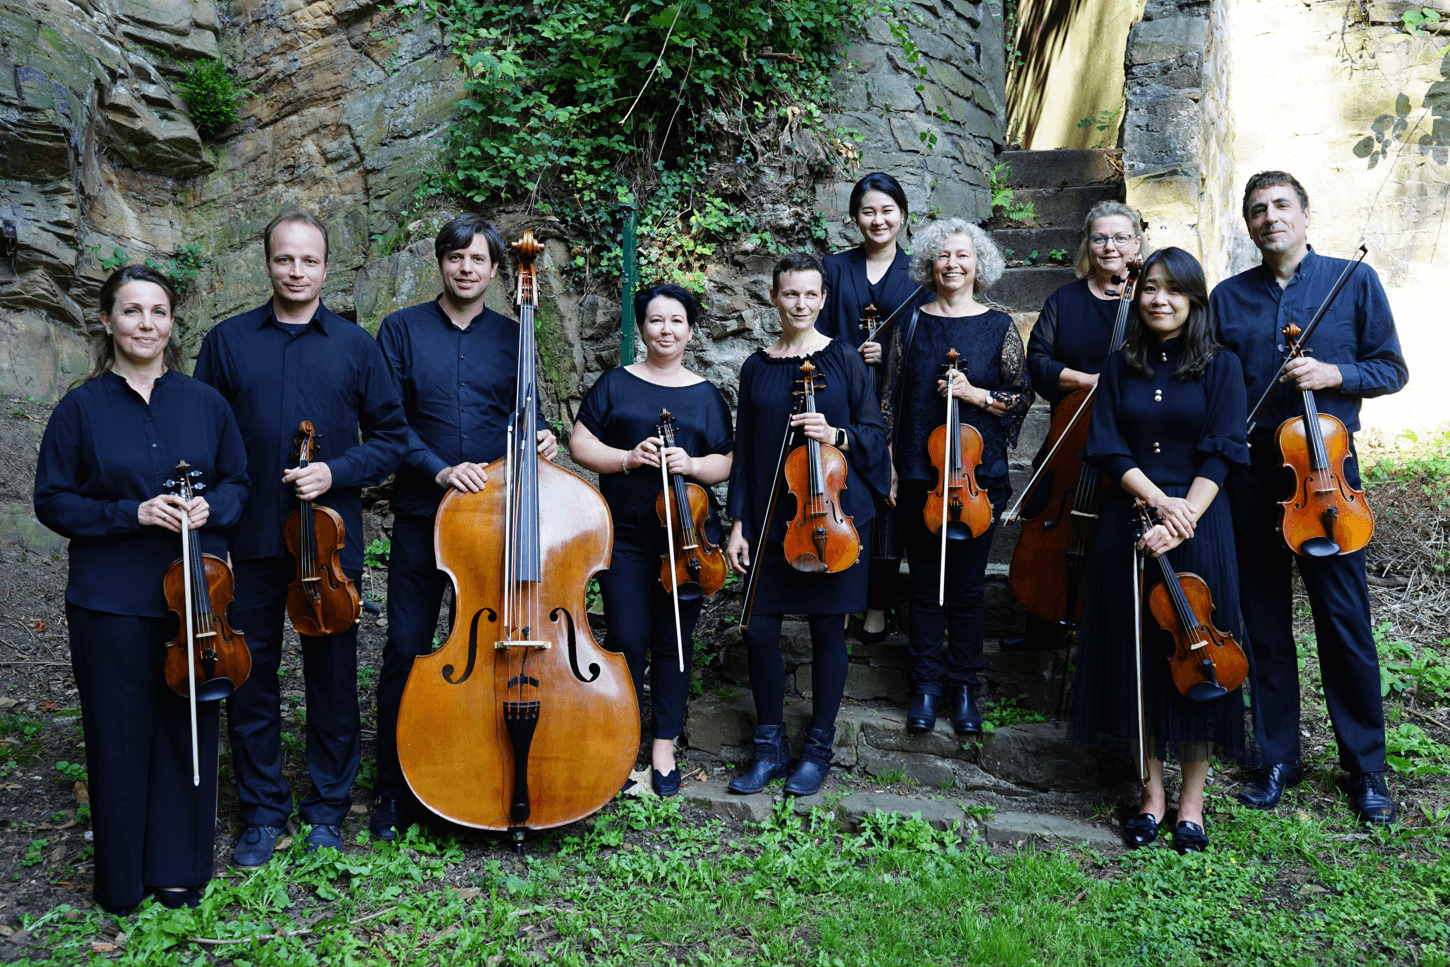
[405,0,896,287]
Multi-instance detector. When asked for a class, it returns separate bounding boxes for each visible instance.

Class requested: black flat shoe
[1349,771,1397,826]
[153,887,203,909]
[1122,812,1164,847]
[906,694,939,732]
[1173,821,1208,854]
[651,767,681,797]
[1236,760,1301,809]
[860,628,887,644]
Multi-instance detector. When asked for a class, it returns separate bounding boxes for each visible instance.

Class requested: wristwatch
[835,428,847,448]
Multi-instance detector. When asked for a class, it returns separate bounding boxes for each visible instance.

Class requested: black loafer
[651,767,681,797]
[906,694,939,732]
[1349,771,1397,826]
[1236,760,1301,809]
[1173,821,1208,854]
[1123,812,1164,848]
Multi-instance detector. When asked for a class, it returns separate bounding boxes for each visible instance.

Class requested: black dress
[1024,278,1124,407]
[726,339,891,616]
[576,369,734,739]
[881,308,1033,693]
[1072,338,1250,763]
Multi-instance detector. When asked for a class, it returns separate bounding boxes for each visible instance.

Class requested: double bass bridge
[494,639,552,651]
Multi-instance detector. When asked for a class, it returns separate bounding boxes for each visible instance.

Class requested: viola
[283,421,361,636]
[1003,256,1142,627]
[395,232,637,844]
[1137,506,1248,701]
[163,459,252,784]
[1273,322,1374,557]
[925,349,992,604]
[781,359,860,573]
[654,409,727,600]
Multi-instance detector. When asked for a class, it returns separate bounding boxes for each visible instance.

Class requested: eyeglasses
[1089,233,1137,248]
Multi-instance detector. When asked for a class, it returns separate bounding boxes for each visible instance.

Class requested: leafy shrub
[176,59,247,140]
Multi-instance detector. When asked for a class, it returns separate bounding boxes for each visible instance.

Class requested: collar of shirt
[255,298,341,334]
[428,295,490,332]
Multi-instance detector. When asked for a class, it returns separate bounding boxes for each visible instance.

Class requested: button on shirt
[1210,248,1408,437]
[376,299,543,518]
[34,370,249,616]
[193,300,407,570]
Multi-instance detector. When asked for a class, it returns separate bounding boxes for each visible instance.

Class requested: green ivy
[175,58,248,140]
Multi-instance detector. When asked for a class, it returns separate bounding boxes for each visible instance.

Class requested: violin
[283,421,361,636]
[782,359,860,574]
[1136,505,1248,702]
[925,349,992,604]
[655,409,727,600]
[163,460,251,784]
[1003,256,1142,627]
[395,232,637,845]
[1273,321,1374,557]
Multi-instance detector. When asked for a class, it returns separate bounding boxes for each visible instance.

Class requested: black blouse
[1084,338,1250,488]
[883,308,1034,486]
[726,340,891,546]
[34,371,249,617]
[1025,279,1126,407]
[576,368,734,551]
[818,246,926,349]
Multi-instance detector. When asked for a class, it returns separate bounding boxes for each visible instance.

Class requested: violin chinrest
[1299,536,1341,558]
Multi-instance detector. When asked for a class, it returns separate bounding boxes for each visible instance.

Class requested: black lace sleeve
[995,316,1034,449]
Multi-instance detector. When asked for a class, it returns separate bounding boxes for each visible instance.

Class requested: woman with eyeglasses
[1009,201,1148,650]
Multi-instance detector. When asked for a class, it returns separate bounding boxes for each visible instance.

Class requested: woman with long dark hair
[1071,247,1249,854]
[35,265,249,912]
[570,284,734,796]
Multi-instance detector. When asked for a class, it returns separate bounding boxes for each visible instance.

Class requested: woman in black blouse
[881,220,1033,735]
[570,284,734,796]
[1073,247,1249,854]
[725,253,892,797]
[34,266,249,913]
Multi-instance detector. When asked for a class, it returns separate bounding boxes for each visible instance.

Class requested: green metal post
[620,203,638,365]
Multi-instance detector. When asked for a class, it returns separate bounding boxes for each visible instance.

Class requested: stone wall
[1122,0,1450,439]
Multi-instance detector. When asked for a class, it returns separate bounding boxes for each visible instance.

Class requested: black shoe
[947,684,983,735]
[370,793,401,841]
[906,693,939,732]
[1349,771,1397,826]
[1173,821,1208,854]
[1122,812,1164,848]
[860,628,887,645]
[651,767,681,797]
[1235,760,1301,809]
[152,887,203,909]
[304,823,344,853]
[232,824,283,867]
[783,727,835,797]
[728,725,791,794]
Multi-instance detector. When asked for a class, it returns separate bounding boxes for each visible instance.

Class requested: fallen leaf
[91,943,117,953]
[38,701,57,713]
[0,697,18,709]
[73,782,89,805]
[48,844,66,863]
[33,620,45,633]
[453,887,482,900]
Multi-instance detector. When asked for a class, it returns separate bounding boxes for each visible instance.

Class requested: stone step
[684,695,1107,795]
[1013,185,1123,227]
[677,777,1118,848]
[999,149,1122,188]
[990,266,1077,313]
[990,227,1082,264]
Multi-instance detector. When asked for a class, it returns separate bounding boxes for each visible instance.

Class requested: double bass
[395,233,638,846]
[1003,257,1141,627]
[284,421,361,636]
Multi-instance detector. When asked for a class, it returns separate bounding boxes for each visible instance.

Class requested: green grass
[12,794,1450,966]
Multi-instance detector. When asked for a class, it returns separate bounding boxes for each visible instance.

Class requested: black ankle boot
[906,693,939,732]
[948,684,982,734]
[728,724,791,794]
[783,727,835,797]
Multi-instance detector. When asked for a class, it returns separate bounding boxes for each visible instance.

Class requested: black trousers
[743,614,848,732]
[374,514,450,797]
[1229,443,1386,773]
[228,556,360,826]
[68,604,219,910]
[896,480,1003,695]
[597,547,701,741]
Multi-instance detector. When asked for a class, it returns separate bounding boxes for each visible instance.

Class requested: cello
[1002,257,1142,627]
[925,349,992,605]
[284,421,361,636]
[395,233,638,846]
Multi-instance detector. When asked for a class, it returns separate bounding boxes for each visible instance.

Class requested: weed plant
[175,59,247,140]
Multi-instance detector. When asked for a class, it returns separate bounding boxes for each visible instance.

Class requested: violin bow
[861,285,927,346]
[1131,505,1150,787]
[175,505,201,787]
[1245,244,1368,435]
[739,399,799,630]
[938,357,956,607]
[657,415,687,673]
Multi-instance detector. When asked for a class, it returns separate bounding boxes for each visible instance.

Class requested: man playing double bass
[195,209,409,865]
[1211,171,1408,825]
[371,213,557,840]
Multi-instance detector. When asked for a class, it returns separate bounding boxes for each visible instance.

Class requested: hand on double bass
[138,492,209,532]
[436,429,557,492]
[938,368,1007,417]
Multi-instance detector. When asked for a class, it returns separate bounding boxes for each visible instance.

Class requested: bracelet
[621,453,631,475]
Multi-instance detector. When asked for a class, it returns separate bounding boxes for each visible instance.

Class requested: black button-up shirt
[376,298,541,518]
[193,300,407,570]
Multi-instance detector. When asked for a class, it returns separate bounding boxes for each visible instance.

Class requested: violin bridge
[494,640,552,651]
